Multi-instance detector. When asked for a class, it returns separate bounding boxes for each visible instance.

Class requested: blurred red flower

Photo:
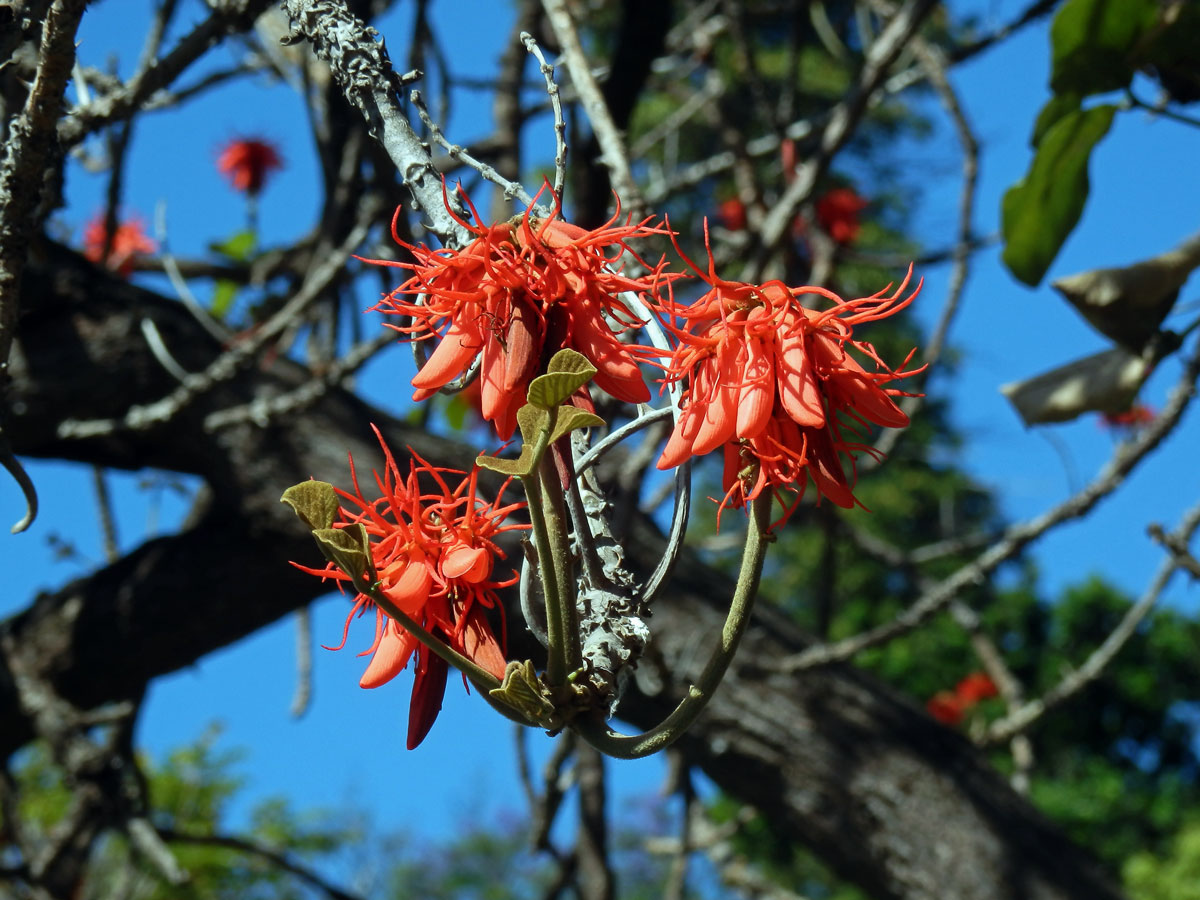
[926,691,965,727]
[217,137,283,195]
[927,671,999,727]
[292,427,526,748]
[370,186,669,439]
[816,188,869,245]
[82,215,157,277]
[655,226,921,525]
[955,671,999,705]
[717,197,747,231]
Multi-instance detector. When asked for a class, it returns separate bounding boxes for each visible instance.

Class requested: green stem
[573,492,774,759]
[518,411,578,688]
[540,449,580,671]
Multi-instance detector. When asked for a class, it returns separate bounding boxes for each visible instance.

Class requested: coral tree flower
[816,188,869,245]
[927,672,999,726]
[293,427,526,749]
[370,186,668,439]
[656,225,921,524]
[83,215,157,277]
[217,137,283,195]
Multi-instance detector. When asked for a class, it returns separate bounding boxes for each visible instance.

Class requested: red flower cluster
[717,197,748,231]
[293,428,526,748]
[816,188,868,245]
[83,215,157,277]
[926,672,999,727]
[655,227,921,524]
[217,137,283,195]
[371,187,668,439]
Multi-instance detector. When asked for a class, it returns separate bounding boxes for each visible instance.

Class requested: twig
[985,499,1200,745]
[290,606,314,717]
[777,336,1200,671]
[59,213,374,438]
[873,28,979,459]
[160,828,363,900]
[521,31,568,202]
[752,0,936,273]
[154,200,233,344]
[280,0,473,247]
[203,328,395,431]
[409,87,536,207]
[541,0,645,216]
[91,466,120,563]
[59,0,273,146]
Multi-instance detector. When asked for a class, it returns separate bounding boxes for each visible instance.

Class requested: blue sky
[3,0,1199,854]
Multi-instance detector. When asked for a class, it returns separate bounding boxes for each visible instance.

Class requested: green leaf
[547,407,605,445]
[547,348,597,377]
[209,230,257,262]
[516,404,552,445]
[527,350,597,408]
[280,480,339,531]
[312,524,373,583]
[475,449,535,477]
[1049,0,1158,96]
[489,660,560,729]
[1030,93,1081,147]
[210,279,238,320]
[1001,104,1116,286]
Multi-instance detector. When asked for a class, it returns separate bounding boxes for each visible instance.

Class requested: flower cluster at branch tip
[368,185,670,439]
[83,214,157,277]
[816,188,869,245]
[655,224,922,525]
[292,427,527,749]
[217,137,284,195]
[926,672,999,727]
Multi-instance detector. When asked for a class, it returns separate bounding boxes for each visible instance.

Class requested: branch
[753,0,937,271]
[779,336,1200,671]
[984,499,1200,745]
[0,0,88,532]
[160,828,364,900]
[279,0,472,247]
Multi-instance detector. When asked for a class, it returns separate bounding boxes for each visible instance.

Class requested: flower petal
[359,624,416,689]
[777,335,825,428]
[442,544,490,582]
[412,316,483,392]
[406,651,449,749]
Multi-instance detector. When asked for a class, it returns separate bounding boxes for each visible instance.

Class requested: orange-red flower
[816,188,869,245]
[955,671,999,705]
[83,215,157,277]
[717,197,747,231]
[369,186,668,439]
[926,691,965,726]
[656,226,921,524]
[926,671,999,727]
[293,427,526,749]
[217,137,283,195]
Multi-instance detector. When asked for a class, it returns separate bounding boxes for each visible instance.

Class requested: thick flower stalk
[656,227,922,524]
[370,186,669,439]
[292,428,527,748]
